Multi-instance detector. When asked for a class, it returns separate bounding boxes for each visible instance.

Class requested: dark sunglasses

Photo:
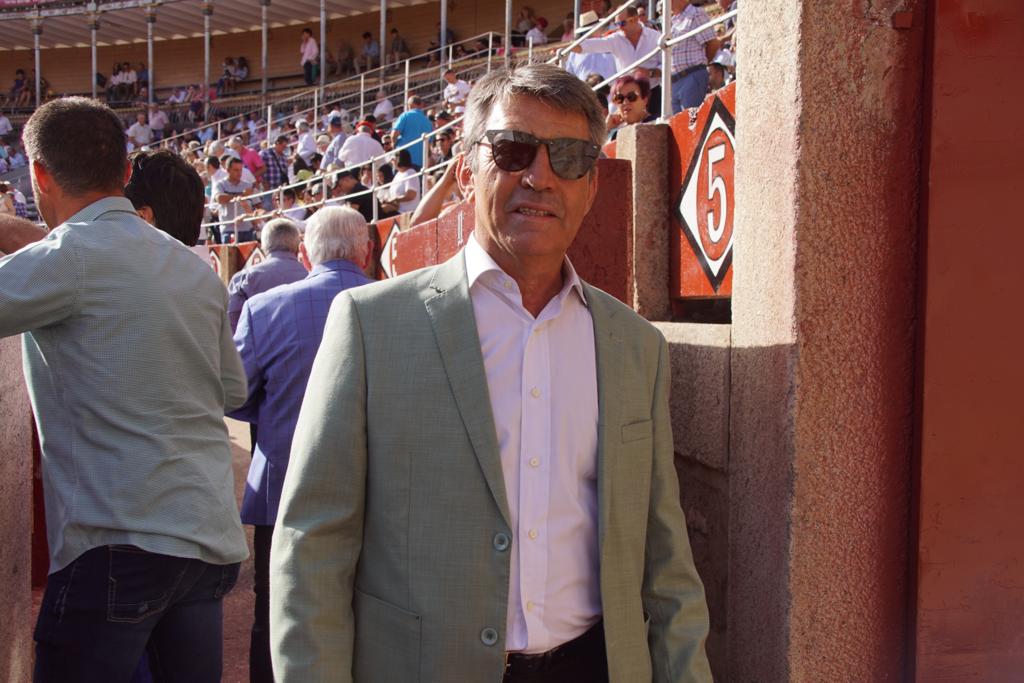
[478,129,600,180]
[612,92,641,104]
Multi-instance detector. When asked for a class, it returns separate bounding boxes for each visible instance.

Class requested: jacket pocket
[621,419,653,443]
[353,588,422,683]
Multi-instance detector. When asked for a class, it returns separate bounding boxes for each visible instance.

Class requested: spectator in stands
[7,144,26,168]
[432,109,455,130]
[213,156,256,242]
[0,97,246,682]
[339,122,385,170]
[388,28,411,69]
[124,149,206,246]
[300,28,319,86]
[564,11,617,83]
[166,84,188,104]
[217,57,237,96]
[393,95,433,169]
[561,13,575,42]
[718,0,738,43]
[329,169,374,222]
[374,163,397,218]
[606,73,656,141]
[378,148,420,216]
[319,115,347,170]
[261,135,291,190]
[594,0,612,18]
[127,112,154,150]
[428,23,457,62]
[227,218,308,331]
[7,69,27,107]
[669,0,718,113]
[121,62,138,98]
[148,103,169,142]
[0,182,15,215]
[526,17,550,46]
[357,31,381,73]
[294,119,318,170]
[573,6,664,116]
[320,103,348,130]
[708,59,728,93]
[276,187,307,229]
[0,111,12,137]
[228,206,372,683]
[236,56,250,84]
[412,152,461,225]
[513,5,536,45]
[429,129,455,170]
[137,62,149,93]
[373,89,394,123]
[442,69,472,114]
[334,38,355,76]
[229,135,266,187]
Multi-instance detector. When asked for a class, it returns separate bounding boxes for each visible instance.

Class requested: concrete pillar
[0,336,33,679]
[615,123,672,320]
[728,1,924,680]
[145,6,155,107]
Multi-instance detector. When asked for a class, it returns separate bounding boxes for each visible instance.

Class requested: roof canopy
[0,0,434,50]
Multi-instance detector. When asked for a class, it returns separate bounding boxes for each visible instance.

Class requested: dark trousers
[250,525,275,683]
[502,621,609,683]
[34,545,240,683]
[302,61,315,85]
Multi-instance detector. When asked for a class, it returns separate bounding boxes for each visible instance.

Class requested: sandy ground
[31,417,257,682]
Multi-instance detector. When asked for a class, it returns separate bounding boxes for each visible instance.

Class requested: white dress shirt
[581,26,663,89]
[464,234,601,654]
[389,167,421,214]
[339,131,385,169]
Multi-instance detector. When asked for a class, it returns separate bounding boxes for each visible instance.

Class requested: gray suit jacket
[270,251,712,682]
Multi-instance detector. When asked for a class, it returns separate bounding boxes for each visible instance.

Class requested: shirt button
[530,387,541,398]
[503,280,513,290]
[493,532,510,552]
[528,529,538,540]
[480,627,499,646]
[526,601,535,612]
[529,458,539,468]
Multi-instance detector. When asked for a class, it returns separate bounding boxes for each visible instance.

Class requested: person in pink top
[229,136,266,188]
[300,27,319,85]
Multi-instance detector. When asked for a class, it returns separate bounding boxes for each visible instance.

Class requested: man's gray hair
[261,218,302,254]
[462,64,606,173]
[304,206,369,266]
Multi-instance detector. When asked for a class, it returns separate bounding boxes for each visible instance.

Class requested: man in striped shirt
[669,0,719,113]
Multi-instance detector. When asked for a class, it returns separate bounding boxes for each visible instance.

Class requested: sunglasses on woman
[612,92,642,104]
[477,129,600,180]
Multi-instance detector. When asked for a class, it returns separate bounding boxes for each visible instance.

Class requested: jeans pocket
[213,562,241,599]
[107,545,188,624]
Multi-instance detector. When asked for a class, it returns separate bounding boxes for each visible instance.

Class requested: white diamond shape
[380,225,400,278]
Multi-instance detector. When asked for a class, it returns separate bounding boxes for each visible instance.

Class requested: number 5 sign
[670,83,736,298]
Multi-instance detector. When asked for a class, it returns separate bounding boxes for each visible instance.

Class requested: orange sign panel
[670,83,736,299]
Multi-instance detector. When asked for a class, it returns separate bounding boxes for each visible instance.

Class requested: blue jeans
[34,545,240,683]
[672,66,710,114]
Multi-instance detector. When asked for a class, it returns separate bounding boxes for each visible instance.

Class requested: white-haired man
[229,206,374,683]
[227,217,309,331]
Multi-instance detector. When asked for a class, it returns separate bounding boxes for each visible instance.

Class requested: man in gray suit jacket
[271,63,712,682]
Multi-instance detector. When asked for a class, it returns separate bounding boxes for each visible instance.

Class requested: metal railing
[199,3,737,238]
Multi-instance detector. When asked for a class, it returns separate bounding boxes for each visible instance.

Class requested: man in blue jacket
[228,205,373,683]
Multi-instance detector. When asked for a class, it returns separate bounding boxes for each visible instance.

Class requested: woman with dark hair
[374,163,398,219]
[606,73,656,141]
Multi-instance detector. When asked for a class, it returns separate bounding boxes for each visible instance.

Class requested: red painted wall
[914,1,1024,679]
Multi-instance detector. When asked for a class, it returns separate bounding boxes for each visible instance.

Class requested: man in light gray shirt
[0,97,248,682]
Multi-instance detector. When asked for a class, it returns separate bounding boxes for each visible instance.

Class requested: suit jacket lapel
[585,283,624,556]
[424,253,512,528]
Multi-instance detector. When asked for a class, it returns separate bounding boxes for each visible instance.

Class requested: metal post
[261,0,270,105]
[379,0,386,73]
[574,0,581,31]
[217,119,222,139]
[203,1,212,122]
[145,5,155,107]
[440,0,448,70]
[504,0,512,69]
[487,32,493,72]
[266,104,272,139]
[359,74,366,119]
[319,0,326,92]
[661,0,672,119]
[88,12,99,100]
[421,133,429,175]
[31,18,42,108]
[403,58,410,103]
[648,0,657,27]
[527,35,533,63]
